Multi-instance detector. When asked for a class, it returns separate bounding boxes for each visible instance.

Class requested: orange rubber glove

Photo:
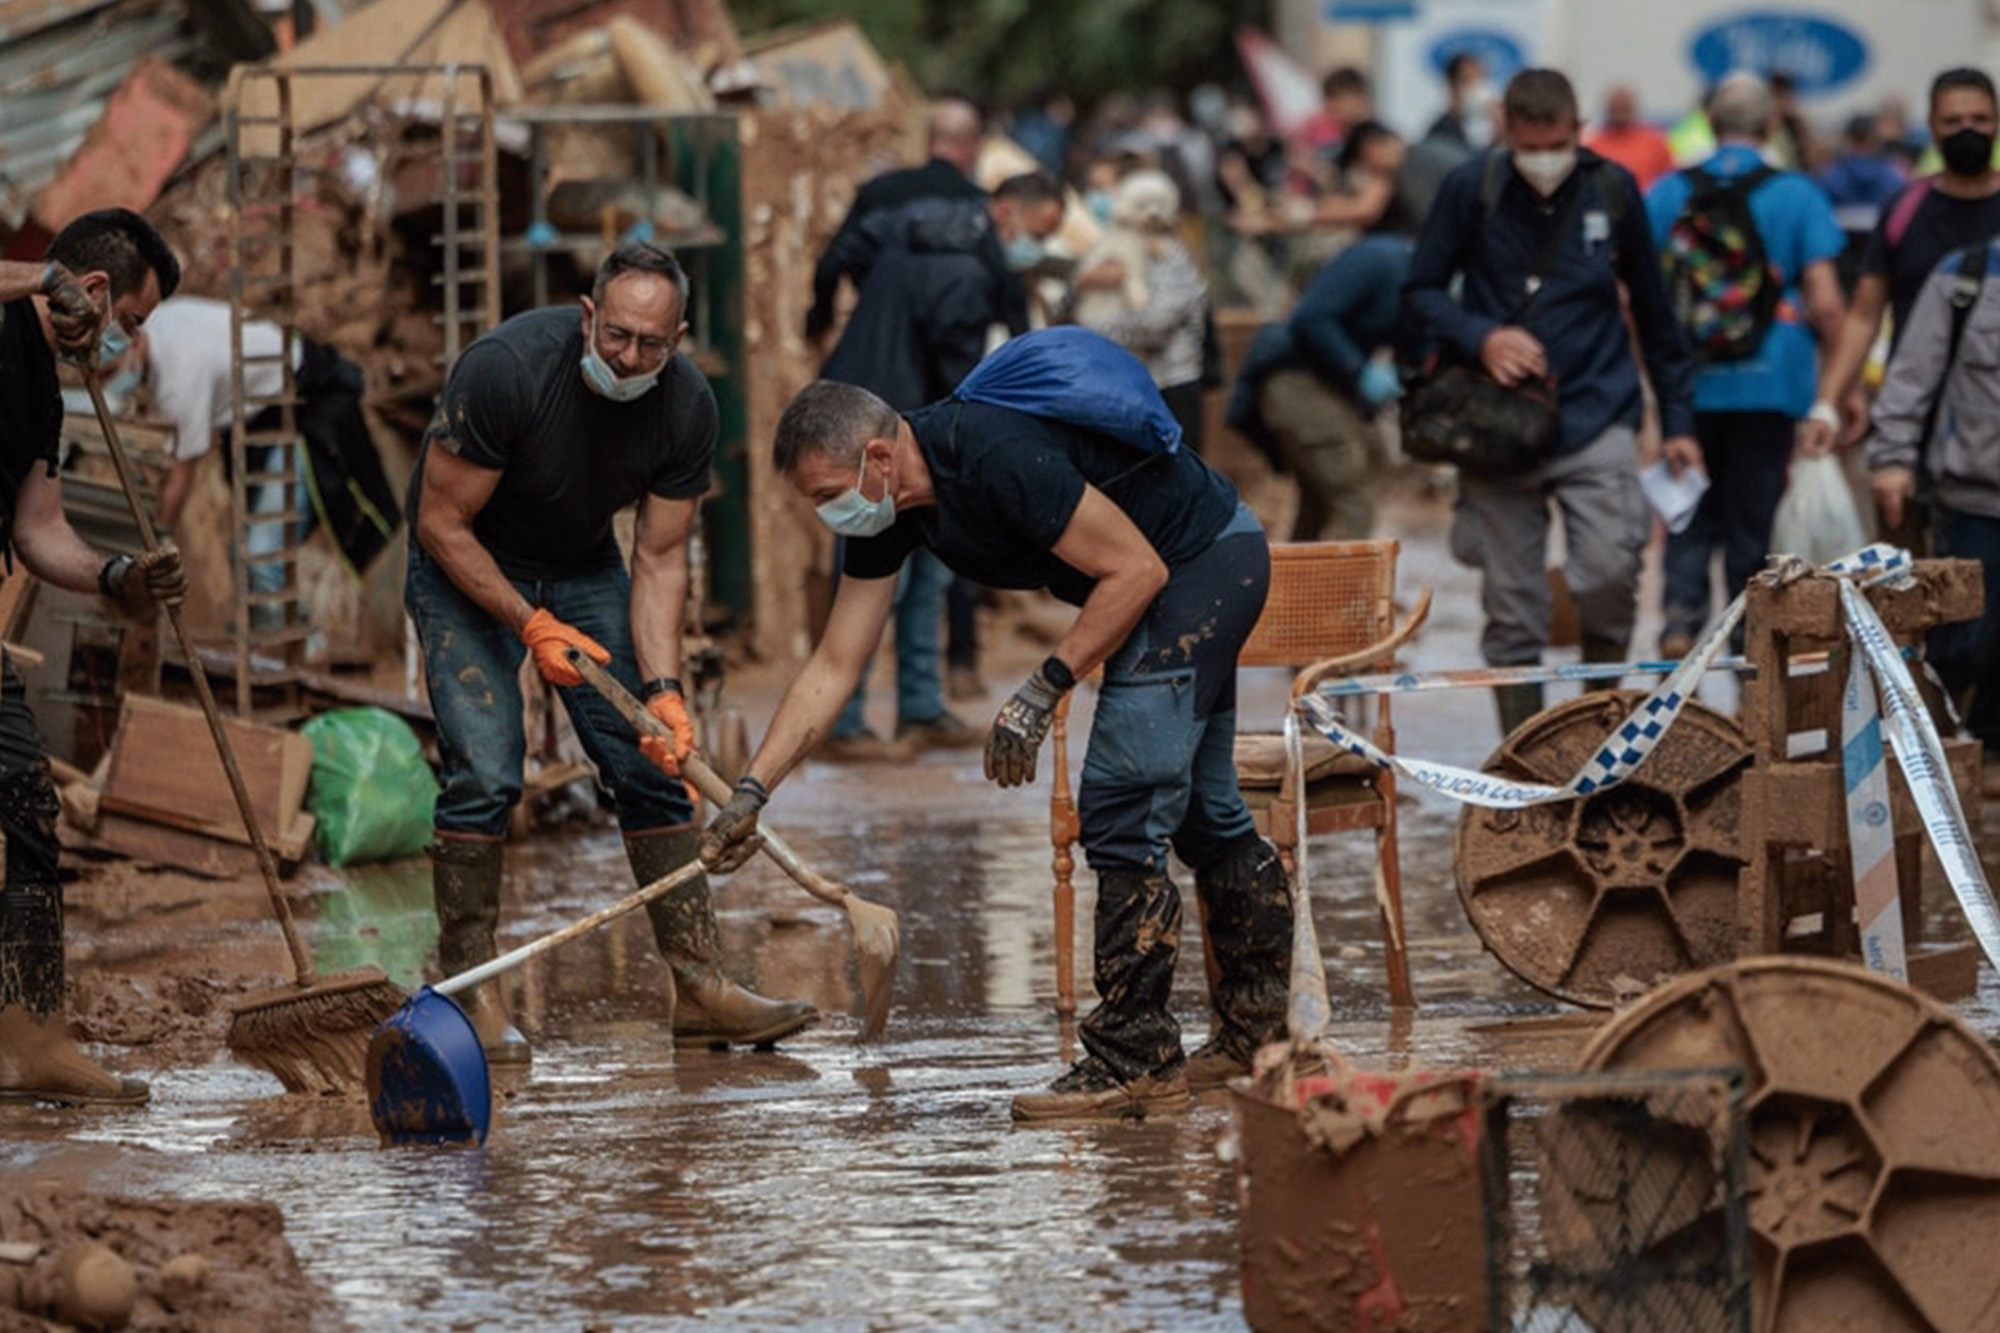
[638,689,696,778]
[519,608,608,688]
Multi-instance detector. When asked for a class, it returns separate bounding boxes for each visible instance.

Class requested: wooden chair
[1048,539,1431,1014]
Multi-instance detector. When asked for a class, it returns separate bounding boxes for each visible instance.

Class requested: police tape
[1296,543,2000,978]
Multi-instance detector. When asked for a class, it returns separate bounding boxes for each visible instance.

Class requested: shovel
[366,859,707,1147]
[565,649,900,1039]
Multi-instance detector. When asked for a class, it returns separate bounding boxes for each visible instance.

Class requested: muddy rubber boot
[1186,836,1294,1092]
[626,829,818,1050]
[0,884,147,1107]
[1493,682,1545,739]
[1580,634,1629,694]
[429,836,531,1066]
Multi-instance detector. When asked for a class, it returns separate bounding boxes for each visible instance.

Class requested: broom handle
[81,370,313,984]
[565,650,851,908]
[436,859,706,996]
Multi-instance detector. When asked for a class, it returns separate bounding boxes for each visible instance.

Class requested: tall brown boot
[0,883,146,1106]
[626,828,817,1049]
[429,835,530,1065]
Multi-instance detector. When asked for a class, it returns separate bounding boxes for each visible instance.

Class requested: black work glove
[40,263,99,364]
[984,656,1073,789]
[700,775,768,874]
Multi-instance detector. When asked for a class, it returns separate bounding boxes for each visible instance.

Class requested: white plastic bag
[1769,453,1868,566]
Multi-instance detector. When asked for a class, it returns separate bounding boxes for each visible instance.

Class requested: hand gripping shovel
[366,858,707,1146]
[565,650,900,1039]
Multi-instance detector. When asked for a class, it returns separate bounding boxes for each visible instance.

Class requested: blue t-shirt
[843,399,1238,607]
[1645,145,1846,417]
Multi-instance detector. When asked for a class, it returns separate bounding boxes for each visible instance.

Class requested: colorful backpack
[1662,164,1782,362]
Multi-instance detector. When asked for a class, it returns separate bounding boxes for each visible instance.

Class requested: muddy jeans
[405,545,693,838]
[1075,504,1271,1078]
[1258,368,1381,542]
[0,657,66,1015]
[1450,424,1649,667]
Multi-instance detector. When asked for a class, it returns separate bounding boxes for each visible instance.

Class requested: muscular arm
[1045,485,1169,679]
[1800,258,1847,344]
[0,261,51,304]
[13,469,112,595]
[742,573,899,791]
[413,446,533,632]
[630,492,694,682]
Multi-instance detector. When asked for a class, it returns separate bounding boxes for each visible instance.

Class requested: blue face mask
[1085,190,1115,225]
[815,458,897,538]
[98,319,131,365]
[1003,234,1046,272]
[580,318,664,402]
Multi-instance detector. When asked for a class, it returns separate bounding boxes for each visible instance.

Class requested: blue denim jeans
[405,545,693,838]
[1078,503,1269,875]
[1934,505,2000,753]
[833,545,951,735]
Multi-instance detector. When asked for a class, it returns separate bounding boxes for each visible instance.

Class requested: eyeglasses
[596,322,676,361]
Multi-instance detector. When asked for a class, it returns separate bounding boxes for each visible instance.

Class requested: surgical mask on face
[815,458,897,538]
[1084,189,1115,225]
[98,318,131,366]
[1941,126,1996,176]
[1513,147,1578,196]
[580,318,664,402]
[1003,234,1047,272]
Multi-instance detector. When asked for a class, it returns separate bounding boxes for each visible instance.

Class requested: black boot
[0,883,147,1105]
[429,835,530,1065]
[1494,682,1545,738]
[1186,836,1294,1090]
[626,829,817,1049]
[1580,634,1628,694]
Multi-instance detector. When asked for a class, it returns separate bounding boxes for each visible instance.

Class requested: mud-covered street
[5,502,1999,1332]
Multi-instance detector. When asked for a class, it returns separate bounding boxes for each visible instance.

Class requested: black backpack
[1662,165,1782,362]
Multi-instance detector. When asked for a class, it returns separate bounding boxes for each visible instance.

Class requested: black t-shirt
[411,307,716,581]
[843,399,1238,607]
[1863,180,2000,340]
[0,297,63,554]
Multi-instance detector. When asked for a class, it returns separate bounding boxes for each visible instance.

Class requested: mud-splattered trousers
[0,657,70,1016]
[1075,503,1294,1080]
[405,545,692,839]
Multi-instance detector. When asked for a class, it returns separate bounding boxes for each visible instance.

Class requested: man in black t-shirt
[406,243,814,1062]
[1801,67,2000,543]
[0,208,186,1107]
[700,381,1295,1122]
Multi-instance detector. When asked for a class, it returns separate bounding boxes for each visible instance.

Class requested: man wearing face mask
[1800,67,2000,547]
[0,207,186,1105]
[1404,68,1698,736]
[404,243,816,1064]
[701,373,1292,1122]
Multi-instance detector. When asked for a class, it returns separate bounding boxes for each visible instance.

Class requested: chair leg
[1049,694,1078,1018]
[1376,785,1415,1008]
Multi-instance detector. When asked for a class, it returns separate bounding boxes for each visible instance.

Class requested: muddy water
[8,514,2000,1331]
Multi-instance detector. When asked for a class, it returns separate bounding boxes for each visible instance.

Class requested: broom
[80,367,405,1094]
[566,650,901,1038]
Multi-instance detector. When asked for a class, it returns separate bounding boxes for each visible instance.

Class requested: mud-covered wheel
[1455,691,1751,1007]
[1576,958,2000,1333]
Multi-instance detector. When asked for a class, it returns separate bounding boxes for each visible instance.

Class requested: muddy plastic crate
[1229,1060,1487,1333]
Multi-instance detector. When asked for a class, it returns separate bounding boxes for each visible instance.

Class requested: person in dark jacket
[1404,68,1698,735]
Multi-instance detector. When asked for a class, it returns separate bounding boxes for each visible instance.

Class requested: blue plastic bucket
[366,986,492,1147]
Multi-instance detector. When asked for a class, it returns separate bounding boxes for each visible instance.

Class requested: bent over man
[406,243,814,1063]
[701,376,1294,1122]
[0,208,186,1105]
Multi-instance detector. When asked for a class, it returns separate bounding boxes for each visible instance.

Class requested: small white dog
[1073,169,1181,328]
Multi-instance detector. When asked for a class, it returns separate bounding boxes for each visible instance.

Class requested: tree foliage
[731,0,1271,109]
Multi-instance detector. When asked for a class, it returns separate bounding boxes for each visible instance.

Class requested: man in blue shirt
[1404,68,1698,734]
[1646,73,1847,658]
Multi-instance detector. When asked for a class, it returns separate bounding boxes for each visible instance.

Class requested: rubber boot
[0,883,147,1106]
[626,829,818,1049]
[1494,682,1545,739]
[1580,634,1629,694]
[1187,836,1294,1090]
[429,835,531,1066]
[1075,866,1186,1084]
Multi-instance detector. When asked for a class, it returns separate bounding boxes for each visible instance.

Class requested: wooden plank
[86,810,313,877]
[99,695,310,848]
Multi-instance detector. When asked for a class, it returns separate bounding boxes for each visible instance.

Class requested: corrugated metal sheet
[0,0,195,230]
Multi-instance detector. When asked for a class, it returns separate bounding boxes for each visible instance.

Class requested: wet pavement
[5,499,1999,1331]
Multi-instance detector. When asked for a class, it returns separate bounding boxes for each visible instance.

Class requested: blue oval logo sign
[1689,12,1868,95]
[1428,28,1529,85]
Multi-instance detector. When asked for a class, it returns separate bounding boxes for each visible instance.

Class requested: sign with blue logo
[1427,27,1529,83]
[1689,11,1869,96]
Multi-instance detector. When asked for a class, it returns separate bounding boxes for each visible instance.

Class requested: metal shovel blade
[366,986,492,1147]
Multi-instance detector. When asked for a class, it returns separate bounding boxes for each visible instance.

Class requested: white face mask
[1514,147,1578,196]
[580,317,665,402]
[815,456,897,538]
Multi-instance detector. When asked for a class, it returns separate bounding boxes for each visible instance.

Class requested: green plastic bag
[301,707,438,867]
